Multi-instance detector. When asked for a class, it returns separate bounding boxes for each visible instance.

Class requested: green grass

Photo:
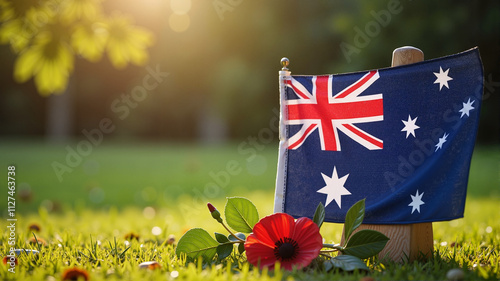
[1,195,499,280]
[0,140,499,280]
[0,139,279,213]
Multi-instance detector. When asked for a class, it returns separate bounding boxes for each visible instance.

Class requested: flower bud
[207,203,223,223]
[207,203,216,213]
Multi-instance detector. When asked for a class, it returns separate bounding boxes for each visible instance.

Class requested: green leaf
[175,228,219,261]
[325,255,369,271]
[228,232,246,242]
[216,244,233,260]
[224,197,259,233]
[312,202,325,229]
[324,258,333,272]
[343,229,389,259]
[343,199,365,243]
[215,232,229,243]
[238,242,245,254]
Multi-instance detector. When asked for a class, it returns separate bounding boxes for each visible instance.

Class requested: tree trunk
[45,75,75,143]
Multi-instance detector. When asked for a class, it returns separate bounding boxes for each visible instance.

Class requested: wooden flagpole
[341,46,433,263]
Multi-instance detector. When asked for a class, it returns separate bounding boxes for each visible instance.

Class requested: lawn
[0,140,499,280]
[0,139,280,213]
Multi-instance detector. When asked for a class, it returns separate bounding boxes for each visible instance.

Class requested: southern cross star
[459,98,475,118]
[409,190,425,214]
[401,115,420,138]
[435,132,449,151]
[433,67,453,90]
[317,166,351,209]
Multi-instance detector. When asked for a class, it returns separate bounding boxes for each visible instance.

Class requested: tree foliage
[0,0,153,96]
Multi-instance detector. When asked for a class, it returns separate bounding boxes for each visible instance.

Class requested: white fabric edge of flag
[274,70,291,213]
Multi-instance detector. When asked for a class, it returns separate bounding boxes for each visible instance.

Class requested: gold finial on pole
[280,57,289,71]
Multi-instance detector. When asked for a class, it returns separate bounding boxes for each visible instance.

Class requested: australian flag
[274,48,483,224]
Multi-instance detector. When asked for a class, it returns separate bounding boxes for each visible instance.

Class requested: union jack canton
[286,70,383,151]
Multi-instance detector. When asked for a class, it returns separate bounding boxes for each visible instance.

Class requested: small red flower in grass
[139,261,161,270]
[124,232,140,241]
[27,236,47,246]
[245,213,322,271]
[61,267,89,281]
[167,234,176,245]
[28,223,41,232]
[3,256,18,266]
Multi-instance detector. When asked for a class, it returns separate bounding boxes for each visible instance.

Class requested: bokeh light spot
[152,226,162,236]
[485,226,492,233]
[143,206,156,219]
[141,186,157,202]
[170,0,191,14]
[169,13,190,33]
[89,186,105,203]
[40,200,54,212]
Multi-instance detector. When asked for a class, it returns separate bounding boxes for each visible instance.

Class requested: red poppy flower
[245,213,322,271]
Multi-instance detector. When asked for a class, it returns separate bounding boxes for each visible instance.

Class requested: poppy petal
[245,235,277,270]
[252,213,294,246]
[293,217,323,248]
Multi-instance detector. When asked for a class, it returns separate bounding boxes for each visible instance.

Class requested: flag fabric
[274,48,483,224]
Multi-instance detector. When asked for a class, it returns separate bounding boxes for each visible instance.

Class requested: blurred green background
[0,0,499,214]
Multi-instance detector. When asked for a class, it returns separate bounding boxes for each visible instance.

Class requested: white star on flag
[317,166,351,208]
[433,67,453,90]
[435,132,449,151]
[409,190,425,214]
[401,115,420,138]
[459,98,475,118]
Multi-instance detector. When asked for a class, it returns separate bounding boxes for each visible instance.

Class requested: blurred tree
[0,0,153,140]
[0,0,153,95]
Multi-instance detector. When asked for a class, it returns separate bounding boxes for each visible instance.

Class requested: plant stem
[220,221,246,243]
[320,253,333,258]
[322,243,342,250]
[320,249,339,253]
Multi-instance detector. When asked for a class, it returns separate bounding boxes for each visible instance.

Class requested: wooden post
[340,46,433,263]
